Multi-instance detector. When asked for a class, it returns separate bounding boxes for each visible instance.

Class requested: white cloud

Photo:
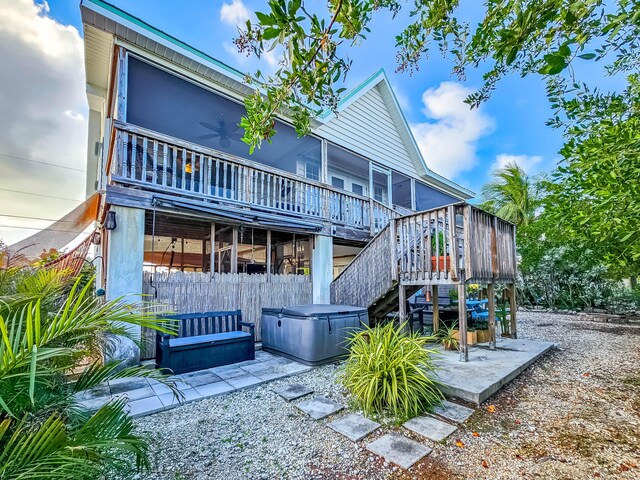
[491,153,543,174]
[410,82,494,178]
[220,0,251,27]
[0,0,87,245]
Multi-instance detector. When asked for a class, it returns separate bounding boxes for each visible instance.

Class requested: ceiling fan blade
[196,133,220,140]
[199,121,218,131]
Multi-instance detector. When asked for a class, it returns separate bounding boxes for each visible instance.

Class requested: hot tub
[261,304,369,365]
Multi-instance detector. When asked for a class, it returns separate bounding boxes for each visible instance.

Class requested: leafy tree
[480,162,539,227]
[234,0,639,150]
[545,75,640,277]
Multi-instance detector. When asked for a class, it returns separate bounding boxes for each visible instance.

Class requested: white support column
[311,234,333,304]
[105,205,145,366]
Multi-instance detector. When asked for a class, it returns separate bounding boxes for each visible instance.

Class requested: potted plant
[430,231,451,271]
[438,322,459,351]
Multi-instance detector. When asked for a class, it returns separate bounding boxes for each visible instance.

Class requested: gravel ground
[126,312,639,479]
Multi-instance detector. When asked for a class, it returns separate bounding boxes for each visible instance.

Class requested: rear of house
[80,0,494,364]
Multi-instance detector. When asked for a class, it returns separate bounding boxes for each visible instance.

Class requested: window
[127,57,321,176]
[331,176,345,189]
[305,161,320,181]
[352,183,363,196]
[415,181,458,210]
[392,171,412,209]
[327,144,369,194]
[372,169,389,205]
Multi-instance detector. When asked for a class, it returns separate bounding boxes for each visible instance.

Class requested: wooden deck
[107,121,396,241]
[330,203,518,362]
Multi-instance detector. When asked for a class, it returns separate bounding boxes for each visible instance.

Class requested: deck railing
[109,122,395,235]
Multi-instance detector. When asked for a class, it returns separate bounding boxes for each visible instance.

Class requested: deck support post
[398,284,406,325]
[458,283,468,362]
[508,283,517,339]
[432,285,439,333]
[487,283,496,350]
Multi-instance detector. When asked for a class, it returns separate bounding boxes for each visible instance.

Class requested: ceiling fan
[197,119,242,148]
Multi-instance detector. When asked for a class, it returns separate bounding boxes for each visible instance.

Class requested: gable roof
[80,0,473,199]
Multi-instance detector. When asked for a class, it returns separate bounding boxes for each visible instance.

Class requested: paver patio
[75,350,312,417]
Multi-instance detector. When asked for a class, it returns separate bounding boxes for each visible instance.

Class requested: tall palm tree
[480,162,538,227]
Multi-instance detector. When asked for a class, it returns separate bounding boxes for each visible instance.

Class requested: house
[79,0,516,365]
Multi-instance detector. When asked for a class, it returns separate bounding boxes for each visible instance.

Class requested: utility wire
[0,187,82,203]
[0,153,85,173]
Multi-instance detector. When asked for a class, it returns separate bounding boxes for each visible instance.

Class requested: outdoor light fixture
[105,210,117,231]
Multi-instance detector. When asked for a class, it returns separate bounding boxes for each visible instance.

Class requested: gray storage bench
[156,310,255,374]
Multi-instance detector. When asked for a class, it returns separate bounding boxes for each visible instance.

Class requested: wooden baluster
[141,137,148,183]
[162,143,168,187]
[151,140,158,185]
[206,156,212,194]
[130,134,137,180]
[222,161,228,198]
[121,131,128,177]
[435,211,441,279]
[180,148,187,190]
[419,212,426,282]
[171,146,177,187]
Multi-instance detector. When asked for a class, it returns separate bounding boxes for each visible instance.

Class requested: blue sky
[47,0,563,191]
[1,0,616,244]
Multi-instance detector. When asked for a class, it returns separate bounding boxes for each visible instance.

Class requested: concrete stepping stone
[404,415,458,441]
[328,413,380,441]
[433,400,475,424]
[274,383,314,402]
[296,396,344,420]
[366,433,431,469]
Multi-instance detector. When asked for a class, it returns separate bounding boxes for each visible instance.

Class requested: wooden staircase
[330,203,517,322]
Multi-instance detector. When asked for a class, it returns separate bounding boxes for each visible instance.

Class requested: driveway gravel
[118,312,639,479]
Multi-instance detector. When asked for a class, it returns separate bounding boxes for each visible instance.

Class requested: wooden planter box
[476,329,491,343]
[431,255,452,271]
[453,329,478,345]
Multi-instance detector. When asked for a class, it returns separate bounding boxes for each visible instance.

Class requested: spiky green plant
[342,322,443,421]
[0,245,178,479]
[437,322,460,351]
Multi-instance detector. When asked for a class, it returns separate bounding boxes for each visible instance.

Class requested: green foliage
[342,322,443,421]
[0,249,178,479]
[480,162,540,227]
[431,231,446,256]
[437,322,459,351]
[238,1,639,150]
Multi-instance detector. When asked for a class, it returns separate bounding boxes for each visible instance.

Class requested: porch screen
[392,172,412,209]
[415,181,458,211]
[326,144,369,196]
[127,57,321,176]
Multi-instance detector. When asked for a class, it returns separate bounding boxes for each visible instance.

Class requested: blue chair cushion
[169,331,250,348]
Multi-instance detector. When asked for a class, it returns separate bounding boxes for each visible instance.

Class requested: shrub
[342,322,443,421]
[0,248,178,479]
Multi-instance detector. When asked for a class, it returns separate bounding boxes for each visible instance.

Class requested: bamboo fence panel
[141,271,312,359]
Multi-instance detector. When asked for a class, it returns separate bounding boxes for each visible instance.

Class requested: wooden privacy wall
[141,271,312,359]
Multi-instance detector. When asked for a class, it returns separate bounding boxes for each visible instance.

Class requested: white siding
[316,84,422,178]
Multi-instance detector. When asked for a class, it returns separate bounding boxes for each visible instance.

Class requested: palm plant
[480,161,539,227]
[0,245,177,479]
[342,322,443,421]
